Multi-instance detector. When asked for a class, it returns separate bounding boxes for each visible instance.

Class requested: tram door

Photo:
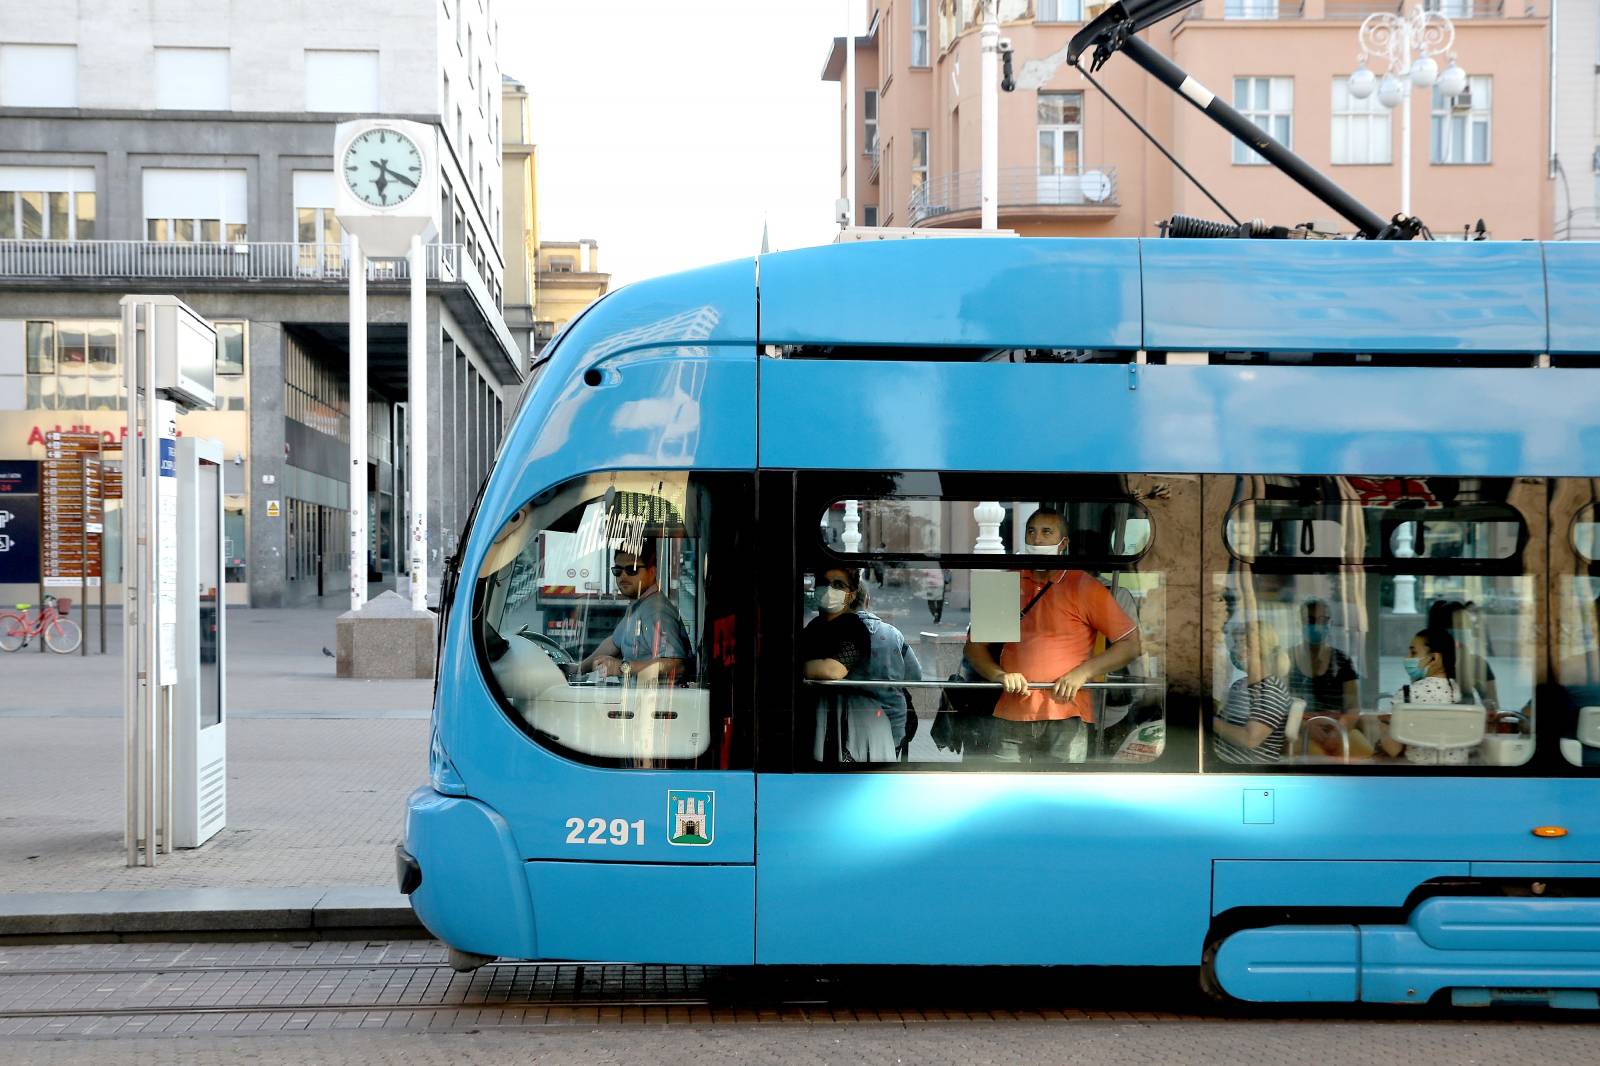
[754,470,1209,966]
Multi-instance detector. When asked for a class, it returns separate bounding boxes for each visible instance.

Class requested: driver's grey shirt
[610,588,691,664]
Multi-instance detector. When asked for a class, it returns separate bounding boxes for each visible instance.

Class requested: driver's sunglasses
[610,564,642,576]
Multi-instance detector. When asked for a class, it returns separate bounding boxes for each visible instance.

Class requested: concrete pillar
[247,322,289,607]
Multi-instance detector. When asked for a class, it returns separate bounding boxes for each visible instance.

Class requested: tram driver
[963,507,1142,763]
[574,541,693,685]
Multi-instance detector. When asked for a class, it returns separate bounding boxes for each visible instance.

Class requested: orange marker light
[1532,826,1568,839]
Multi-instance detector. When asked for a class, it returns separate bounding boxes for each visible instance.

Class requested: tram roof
[751,238,1600,358]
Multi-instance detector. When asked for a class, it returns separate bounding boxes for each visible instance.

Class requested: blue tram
[401,236,1600,1007]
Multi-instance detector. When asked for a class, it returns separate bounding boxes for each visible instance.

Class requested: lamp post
[1346,5,1468,218]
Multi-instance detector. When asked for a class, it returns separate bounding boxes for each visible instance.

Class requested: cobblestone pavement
[0,941,1595,1065]
[0,717,427,892]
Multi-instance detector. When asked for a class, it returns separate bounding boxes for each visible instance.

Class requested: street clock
[342,127,424,208]
[333,119,440,256]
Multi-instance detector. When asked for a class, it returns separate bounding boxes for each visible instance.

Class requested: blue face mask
[1403,657,1427,682]
[1304,623,1328,646]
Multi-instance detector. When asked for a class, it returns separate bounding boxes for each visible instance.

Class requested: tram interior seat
[1388,704,1487,754]
[1559,706,1600,766]
[523,686,711,760]
[491,634,712,760]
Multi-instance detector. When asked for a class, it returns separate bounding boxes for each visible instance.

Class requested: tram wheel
[447,947,496,973]
[1197,940,1232,1004]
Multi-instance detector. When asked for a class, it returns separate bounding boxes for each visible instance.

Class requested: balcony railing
[1555,208,1600,243]
[1322,0,1503,18]
[908,166,1118,225]
[0,239,473,284]
[1219,1,1306,20]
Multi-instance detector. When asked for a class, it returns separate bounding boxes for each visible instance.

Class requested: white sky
[506,2,847,289]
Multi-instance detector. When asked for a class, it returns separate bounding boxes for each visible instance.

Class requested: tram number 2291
[565,817,646,846]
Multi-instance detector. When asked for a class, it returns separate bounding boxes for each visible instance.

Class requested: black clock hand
[375,160,419,189]
[368,159,390,200]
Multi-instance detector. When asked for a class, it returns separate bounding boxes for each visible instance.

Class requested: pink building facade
[824,1,1552,240]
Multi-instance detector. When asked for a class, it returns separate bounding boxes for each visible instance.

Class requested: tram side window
[803,489,1168,770]
[472,472,751,769]
[1208,477,1537,770]
[1560,503,1600,767]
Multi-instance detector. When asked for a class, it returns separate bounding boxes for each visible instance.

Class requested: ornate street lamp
[1347,6,1468,217]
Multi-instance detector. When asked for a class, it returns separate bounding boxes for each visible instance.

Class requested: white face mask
[817,587,849,613]
[1022,541,1063,556]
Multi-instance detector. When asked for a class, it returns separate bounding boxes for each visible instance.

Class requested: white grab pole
[349,237,368,611]
[407,235,429,612]
[121,300,139,867]
[980,3,1000,231]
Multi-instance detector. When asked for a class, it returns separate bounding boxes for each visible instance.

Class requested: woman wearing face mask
[804,567,897,764]
[1212,622,1292,764]
[1375,627,1467,764]
[1287,599,1373,758]
[1427,600,1499,714]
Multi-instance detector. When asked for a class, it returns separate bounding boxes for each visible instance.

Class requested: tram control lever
[1052,0,1425,241]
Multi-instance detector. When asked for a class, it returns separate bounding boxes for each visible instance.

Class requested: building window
[294,171,346,272]
[305,49,379,112]
[26,321,54,374]
[0,168,96,241]
[1331,77,1391,165]
[863,204,878,227]
[1224,0,1280,17]
[911,0,930,67]
[1431,75,1491,165]
[550,256,574,272]
[215,322,246,375]
[1424,0,1474,17]
[154,47,230,110]
[1037,0,1085,20]
[143,169,248,242]
[864,90,878,156]
[0,44,77,107]
[24,319,121,411]
[1233,76,1292,165]
[911,129,929,193]
[1037,91,1084,176]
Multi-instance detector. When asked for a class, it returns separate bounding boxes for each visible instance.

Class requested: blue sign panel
[159,438,177,478]
[0,461,40,496]
[0,491,41,585]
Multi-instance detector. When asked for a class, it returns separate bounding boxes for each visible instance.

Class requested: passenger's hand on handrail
[1051,665,1094,703]
[1001,672,1030,695]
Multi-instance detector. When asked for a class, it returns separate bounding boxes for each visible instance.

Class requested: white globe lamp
[1436,57,1468,97]
[1348,61,1376,100]
[1377,72,1406,109]
[1409,55,1438,87]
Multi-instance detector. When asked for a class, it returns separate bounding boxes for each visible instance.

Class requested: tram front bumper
[403,786,539,960]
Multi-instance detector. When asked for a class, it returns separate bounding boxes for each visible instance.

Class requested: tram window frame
[469,471,756,771]
[1221,497,1528,571]
[787,471,1183,774]
[1201,473,1565,777]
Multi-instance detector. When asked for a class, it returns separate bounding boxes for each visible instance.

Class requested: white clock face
[342,128,423,208]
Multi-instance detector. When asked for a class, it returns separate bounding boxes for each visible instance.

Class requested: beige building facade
[533,239,609,354]
[501,75,539,366]
[826,1,1552,240]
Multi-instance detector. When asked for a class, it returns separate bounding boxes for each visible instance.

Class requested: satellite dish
[1081,170,1113,204]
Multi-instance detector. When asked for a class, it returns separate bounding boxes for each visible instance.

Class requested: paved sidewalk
[0,605,434,933]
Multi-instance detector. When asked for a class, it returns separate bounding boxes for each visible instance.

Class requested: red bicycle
[0,595,82,654]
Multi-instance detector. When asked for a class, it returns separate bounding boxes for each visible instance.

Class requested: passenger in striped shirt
[1213,622,1292,764]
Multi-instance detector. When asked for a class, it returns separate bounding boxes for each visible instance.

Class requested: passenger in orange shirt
[963,507,1142,763]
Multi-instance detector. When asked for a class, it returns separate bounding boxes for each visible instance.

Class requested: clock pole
[407,232,428,614]
[348,234,367,612]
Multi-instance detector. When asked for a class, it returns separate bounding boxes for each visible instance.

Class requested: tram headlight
[429,724,469,796]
